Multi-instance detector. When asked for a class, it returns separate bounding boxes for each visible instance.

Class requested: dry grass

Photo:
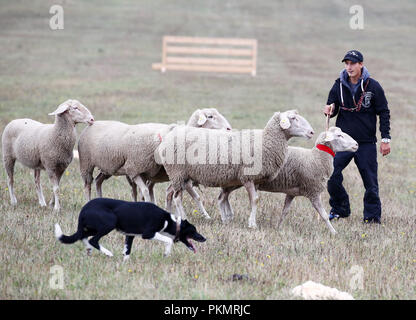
[0,0,415,299]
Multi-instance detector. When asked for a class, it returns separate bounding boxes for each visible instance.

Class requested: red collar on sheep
[316,144,335,157]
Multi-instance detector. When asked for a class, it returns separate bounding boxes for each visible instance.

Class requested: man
[323,50,391,224]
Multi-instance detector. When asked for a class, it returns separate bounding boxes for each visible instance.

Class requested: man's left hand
[380,142,391,156]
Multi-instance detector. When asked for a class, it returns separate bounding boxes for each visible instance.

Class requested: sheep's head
[318,127,358,153]
[278,110,314,139]
[188,108,232,131]
[49,99,95,125]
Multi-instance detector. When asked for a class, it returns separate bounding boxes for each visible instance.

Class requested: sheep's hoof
[221,217,233,224]
[248,222,257,229]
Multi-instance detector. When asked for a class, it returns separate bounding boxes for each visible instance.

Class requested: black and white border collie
[54,198,206,259]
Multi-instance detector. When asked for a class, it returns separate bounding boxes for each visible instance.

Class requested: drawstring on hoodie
[340,77,369,112]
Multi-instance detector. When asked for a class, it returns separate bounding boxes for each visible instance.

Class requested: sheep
[157,110,315,227]
[78,108,232,217]
[2,99,94,211]
[291,280,354,300]
[254,126,358,234]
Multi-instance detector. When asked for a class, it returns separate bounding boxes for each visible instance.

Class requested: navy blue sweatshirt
[326,67,391,143]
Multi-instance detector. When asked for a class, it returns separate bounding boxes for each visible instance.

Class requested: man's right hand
[323,103,335,116]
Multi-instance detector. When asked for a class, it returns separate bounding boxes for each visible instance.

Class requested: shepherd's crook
[326,103,334,131]
[317,103,334,220]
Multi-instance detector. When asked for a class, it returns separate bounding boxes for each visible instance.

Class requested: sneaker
[329,211,340,221]
[363,218,381,224]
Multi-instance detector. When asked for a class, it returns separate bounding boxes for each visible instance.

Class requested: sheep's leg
[95,172,111,198]
[133,175,151,202]
[34,169,47,207]
[47,170,63,211]
[81,167,94,202]
[224,186,240,221]
[125,176,139,202]
[7,175,17,206]
[165,184,174,212]
[4,157,17,205]
[244,181,259,228]
[84,183,92,202]
[147,181,156,204]
[185,180,210,219]
[310,194,337,235]
[217,190,228,222]
[218,187,238,223]
[223,191,235,221]
[173,189,187,219]
[277,195,294,229]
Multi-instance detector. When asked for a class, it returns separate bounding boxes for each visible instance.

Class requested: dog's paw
[98,244,113,257]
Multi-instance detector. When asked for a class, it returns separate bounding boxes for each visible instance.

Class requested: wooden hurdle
[152,36,257,76]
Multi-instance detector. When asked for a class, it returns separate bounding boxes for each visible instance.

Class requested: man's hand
[380,142,391,156]
[323,104,335,116]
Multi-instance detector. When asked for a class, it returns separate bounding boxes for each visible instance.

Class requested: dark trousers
[327,142,381,221]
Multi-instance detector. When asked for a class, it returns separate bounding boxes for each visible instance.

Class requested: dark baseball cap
[342,50,363,63]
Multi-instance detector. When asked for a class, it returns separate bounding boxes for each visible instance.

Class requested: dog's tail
[54,223,82,244]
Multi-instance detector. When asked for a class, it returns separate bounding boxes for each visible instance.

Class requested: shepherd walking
[323,50,391,224]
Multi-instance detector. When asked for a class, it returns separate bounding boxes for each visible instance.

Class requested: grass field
[0,0,415,299]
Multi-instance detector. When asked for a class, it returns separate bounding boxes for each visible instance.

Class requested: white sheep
[78,108,232,217]
[157,110,314,227]
[291,280,355,300]
[2,99,94,211]
[256,127,358,234]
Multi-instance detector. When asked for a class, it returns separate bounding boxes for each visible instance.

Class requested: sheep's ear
[324,131,334,142]
[49,100,72,116]
[197,111,208,126]
[287,110,298,118]
[279,114,291,129]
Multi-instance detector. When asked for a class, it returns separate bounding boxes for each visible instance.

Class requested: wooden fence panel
[152,36,257,76]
